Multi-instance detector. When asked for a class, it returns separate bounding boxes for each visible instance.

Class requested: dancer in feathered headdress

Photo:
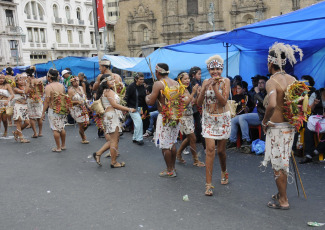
[262,42,308,210]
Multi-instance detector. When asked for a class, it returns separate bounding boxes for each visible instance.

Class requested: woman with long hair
[0,73,14,136]
[197,55,231,196]
[26,66,44,138]
[12,74,31,143]
[189,66,206,150]
[176,72,205,167]
[41,69,68,152]
[5,67,15,126]
[68,76,90,144]
[93,74,136,168]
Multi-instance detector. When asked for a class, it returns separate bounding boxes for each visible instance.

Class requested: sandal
[193,155,205,167]
[110,162,125,168]
[81,140,90,144]
[38,134,43,137]
[267,199,290,210]
[93,152,102,166]
[221,171,229,185]
[205,183,214,196]
[176,153,186,164]
[52,148,62,152]
[32,134,38,138]
[193,161,205,167]
[20,138,30,143]
[61,146,66,150]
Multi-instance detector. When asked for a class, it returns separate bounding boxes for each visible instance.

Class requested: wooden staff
[143,55,155,82]
[291,151,307,199]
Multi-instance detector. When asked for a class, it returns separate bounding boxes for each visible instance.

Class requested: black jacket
[312,88,325,115]
[253,91,267,121]
[125,82,147,109]
[233,94,254,115]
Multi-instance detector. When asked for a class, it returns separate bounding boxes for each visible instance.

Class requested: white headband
[155,65,169,74]
[268,55,287,66]
[207,60,223,69]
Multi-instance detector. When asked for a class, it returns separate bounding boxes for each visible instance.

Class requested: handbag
[227,100,237,118]
[90,99,105,115]
[6,106,13,116]
[307,115,325,142]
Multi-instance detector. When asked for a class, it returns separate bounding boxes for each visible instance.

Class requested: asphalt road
[0,120,324,230]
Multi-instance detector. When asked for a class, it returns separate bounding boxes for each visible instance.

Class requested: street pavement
[0,120,324,230]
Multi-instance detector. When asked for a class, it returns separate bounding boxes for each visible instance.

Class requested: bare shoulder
[286,74,296,84]
[153,80,165,90]
[96,74,103,81]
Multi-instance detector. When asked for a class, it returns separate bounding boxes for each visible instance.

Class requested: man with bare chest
[262,43,304,210]
[145,63,182,177]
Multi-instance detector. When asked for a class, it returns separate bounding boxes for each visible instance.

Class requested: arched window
[65,6,70,20]
[246,17,254,25]
[143,28,149,42]
[53,4,58,18]
[24,1,45,21]
[76,7,81,20]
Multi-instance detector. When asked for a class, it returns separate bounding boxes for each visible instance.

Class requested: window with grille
[79,31,83,44]
[55,29,61,43]
[67,30,73,43]
[6,10,14,26]
[187,0,198,15]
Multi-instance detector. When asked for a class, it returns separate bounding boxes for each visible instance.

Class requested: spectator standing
[125,73,147,145]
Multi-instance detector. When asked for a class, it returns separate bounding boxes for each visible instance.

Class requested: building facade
[14,0,107,66]
[0,0,24,68]
[115,0,321,57]
[104,0,119,53]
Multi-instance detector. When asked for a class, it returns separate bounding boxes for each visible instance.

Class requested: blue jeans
[229,113,261,142]
[129,107,143,141]
[147,110,159,133]
[123,117,132,128]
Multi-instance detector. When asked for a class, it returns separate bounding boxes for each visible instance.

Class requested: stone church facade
[115,0,320,57]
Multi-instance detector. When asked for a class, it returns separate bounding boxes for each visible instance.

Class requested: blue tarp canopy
[16,55,144,81]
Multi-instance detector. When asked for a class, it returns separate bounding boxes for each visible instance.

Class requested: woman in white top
[176,72,205,167]
[197,55,231,196]
[68,76,90,144]
[93,74,136,168]
[0,73,14,136]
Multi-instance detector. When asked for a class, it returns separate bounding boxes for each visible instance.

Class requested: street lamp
[14,26,26,67]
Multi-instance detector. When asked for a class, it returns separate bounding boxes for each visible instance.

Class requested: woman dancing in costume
[5,67,15,127]
[93,74,136,168]
[41,69,68,152]
[197,55,231,196]
[176,72,205,167]
[12,74,31,143]
[26,66,44,138]
[68,76,90,144]
[0,73,14,136]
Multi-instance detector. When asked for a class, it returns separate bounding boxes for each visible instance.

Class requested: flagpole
[92,0,101,61]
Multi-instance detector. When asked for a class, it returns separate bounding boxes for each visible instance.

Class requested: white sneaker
[183,149,190,155]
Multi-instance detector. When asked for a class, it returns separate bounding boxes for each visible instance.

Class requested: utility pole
[92,0,102,59]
